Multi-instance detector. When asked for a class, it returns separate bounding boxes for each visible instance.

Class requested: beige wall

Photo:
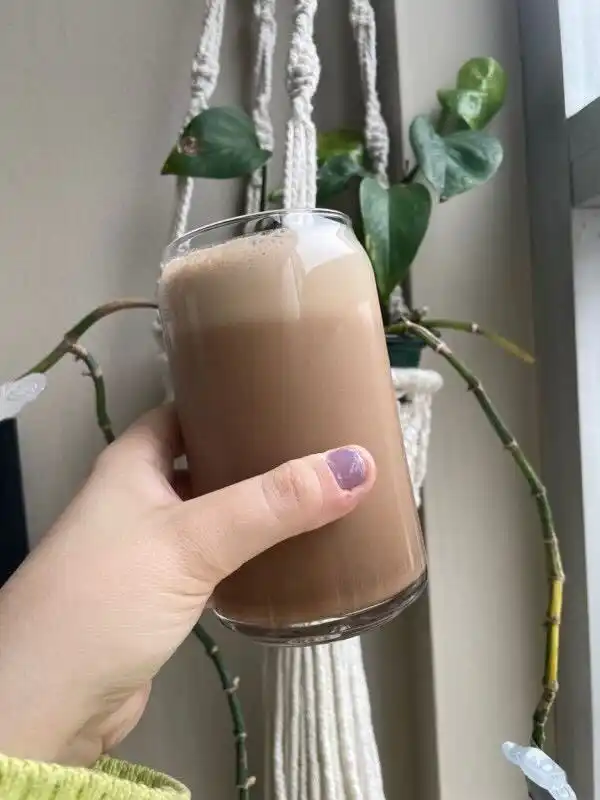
[0,1,543,798]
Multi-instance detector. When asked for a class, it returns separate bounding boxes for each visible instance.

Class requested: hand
[0,405,374,765]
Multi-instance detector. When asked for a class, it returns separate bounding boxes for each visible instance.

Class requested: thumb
[168,446,375,584]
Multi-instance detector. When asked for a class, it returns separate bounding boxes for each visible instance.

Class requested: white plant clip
[503,742,576,799]
[0,374,47,423]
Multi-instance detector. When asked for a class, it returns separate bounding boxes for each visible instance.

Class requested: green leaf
[317,129,363,162]
[438,57,507,130]
[315,130,365,202]
[442,129,503,198]
[387,183,431,294]
[161,106,271,179]
[317,154,364,203]
[437,89,487,131]
[409,115,503,199]
[359,178,432,302]
[360,177,389,300]
[409,116,447,193]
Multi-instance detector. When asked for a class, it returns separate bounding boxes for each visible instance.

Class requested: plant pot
[385,332,427,369]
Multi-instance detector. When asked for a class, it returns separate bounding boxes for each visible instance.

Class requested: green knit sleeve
[0,754,190,800]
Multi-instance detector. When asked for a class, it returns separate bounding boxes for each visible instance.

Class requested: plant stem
[20,300,156,444]
[66,343,115,444]
[398,318,564,749]
[193,623,255,798]
[21,300,158,378]
[387,318,535,364]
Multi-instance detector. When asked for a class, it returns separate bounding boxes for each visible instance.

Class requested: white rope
[283,0,321,209]
[267,8,443,799]
[245,0,277,214]
[170,0,227,242]
[265,367,443,800]
[394,368,444,500]
[349,0,410,317]
[349,0,389,184]
[155,0,227,365]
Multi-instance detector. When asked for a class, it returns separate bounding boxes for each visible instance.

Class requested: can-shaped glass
[158,209,427,645]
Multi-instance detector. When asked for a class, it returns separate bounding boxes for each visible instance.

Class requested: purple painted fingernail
[326,448,367,491]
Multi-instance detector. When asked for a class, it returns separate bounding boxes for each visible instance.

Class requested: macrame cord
[171,0,227,242]
[349,0,389,185]
[349,0,406,317]
[263,3,440,800]
[155,0,227,377]
[245,0,277,215]
[283,0,320,209]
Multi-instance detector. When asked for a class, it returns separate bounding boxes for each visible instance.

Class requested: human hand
[0,405,374,766]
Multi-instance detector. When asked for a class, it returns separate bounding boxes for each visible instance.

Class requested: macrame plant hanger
[159,2,442,797]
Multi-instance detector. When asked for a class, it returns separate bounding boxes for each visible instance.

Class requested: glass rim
[165,208,352,256]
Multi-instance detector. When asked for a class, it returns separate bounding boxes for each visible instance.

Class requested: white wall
[0,1,544,798]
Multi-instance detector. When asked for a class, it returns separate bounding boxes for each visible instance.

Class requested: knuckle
[263,460,324,522]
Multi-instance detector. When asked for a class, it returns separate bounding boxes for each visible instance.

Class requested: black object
[0,419,29,587]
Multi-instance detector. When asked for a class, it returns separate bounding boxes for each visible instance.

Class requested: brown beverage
[158,210,426,645]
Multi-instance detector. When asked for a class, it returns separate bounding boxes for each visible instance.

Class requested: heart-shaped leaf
[360,177,389,300]
[409,116,503,199]
[442,129,503,198]
[388,183,431,295]
[439,57,507,130]
[359,178,431,302]
[162,106,271,179]
[409,116,447,194]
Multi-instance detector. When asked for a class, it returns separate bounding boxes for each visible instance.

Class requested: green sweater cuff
[0,754,190,800]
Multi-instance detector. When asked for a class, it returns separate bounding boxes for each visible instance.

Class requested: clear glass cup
[158,209,427,645]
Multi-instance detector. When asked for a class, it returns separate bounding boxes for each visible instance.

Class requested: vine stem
[20,300,157,444]
[386,318,534,364]
[193,623,255,798]
[66,343,115,445]
[21,300,158,378]
[398,317,564,749]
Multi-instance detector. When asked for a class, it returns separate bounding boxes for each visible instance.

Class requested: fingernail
[326,447,367,491]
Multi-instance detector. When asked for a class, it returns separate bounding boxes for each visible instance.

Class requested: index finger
[110,403,184,473]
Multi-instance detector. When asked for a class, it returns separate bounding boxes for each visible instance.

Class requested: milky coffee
[158,212,426,644]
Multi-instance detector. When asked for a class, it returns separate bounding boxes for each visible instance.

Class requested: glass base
[214,570,427,646]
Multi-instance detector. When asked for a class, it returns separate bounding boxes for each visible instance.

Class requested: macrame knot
[255,3,276,25]
[349,1,372,27]
[191,55,219,93]
[287,52,320,99]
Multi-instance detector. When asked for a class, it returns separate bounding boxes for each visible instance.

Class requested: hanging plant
[313,57,507,336]
[159,59,508,366]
